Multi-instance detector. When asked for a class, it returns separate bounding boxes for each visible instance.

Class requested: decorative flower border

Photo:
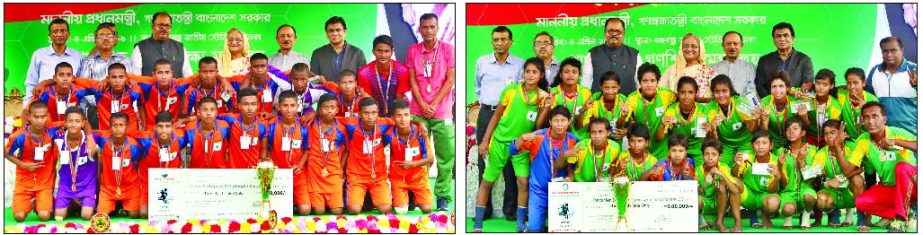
[5,212,455,233]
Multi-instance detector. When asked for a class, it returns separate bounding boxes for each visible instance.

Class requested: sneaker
[436,197,449,211]
[888,220,907,232]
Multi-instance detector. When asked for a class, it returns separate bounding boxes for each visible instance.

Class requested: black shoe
[505,214,517,221]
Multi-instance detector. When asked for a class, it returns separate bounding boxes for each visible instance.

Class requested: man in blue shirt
[24,18,83,109]
[473,25,524,222]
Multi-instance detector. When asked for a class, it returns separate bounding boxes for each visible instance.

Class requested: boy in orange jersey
[95,112,144,217]
[267,90,312,215]
[132,111,188,218]
[388,99,434,214]
[6,101,59,222]
[306,94,349,215]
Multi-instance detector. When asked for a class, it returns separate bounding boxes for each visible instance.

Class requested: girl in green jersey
[575,71,628,140]
[706,75,759,166]
[538,57,593,140]
[473,57,549,232]
[657,76,709,165]
[698,139,743,232]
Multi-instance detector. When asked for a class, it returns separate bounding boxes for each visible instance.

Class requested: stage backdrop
[3,3,456,94]
[465,3,918,104]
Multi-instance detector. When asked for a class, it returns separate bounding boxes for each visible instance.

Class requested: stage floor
[466,213,917,232]
[4,179,455,225]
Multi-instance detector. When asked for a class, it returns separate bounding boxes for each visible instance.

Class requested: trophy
[256,160,277,229]
[611,173,631,232]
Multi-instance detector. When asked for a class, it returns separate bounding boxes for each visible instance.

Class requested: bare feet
[733,223,743,232]
[857,225,870,232]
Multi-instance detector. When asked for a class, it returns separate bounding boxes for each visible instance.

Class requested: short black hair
[198,97,218,108]
[676,76,699,93]
[548,105,572,121]
[390,99,410,115]
[108,63,127,74]
[339,69,357,80]
[317,93,337,106]
[276,24,296,37]
[155,111,173,124]
[249,53,269,62]
[751,129,770,144]
[668,134,688,148]
[627,124,650,140]
[722,31,742,44]
[95,22,116,35]
[861,101,886,117]
[492,26,512,39]
[64,106,85,120]
[278,90,298,104]
[420,13,438,23]
[784,117,806,132]
[373,35,393,49]
[815,68,835,84]
[879,36,903,49]
[844,67,866,81]
[48,18,69,32]
[29,100,48,113]
[637,62,661,83]
[822,119,843,130]
[767,69,790,87]
[55,62,73,74]
[772,22,795,38]
[587,117,611,133]
[701,138,723,154]
[534,31,554,45]
[359,97,378,109]
[600,71,621,86]
[151,12,172,26]
[154,59,172,68]
[291,63,310,75]
[605,17,625,30]
[325,16,347,31]
[198,56,218,68]
[710,74,738,96]
[237,88,258,101]
[111,112,129,123]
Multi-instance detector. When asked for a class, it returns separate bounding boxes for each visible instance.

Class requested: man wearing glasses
[24,18,83,109]
[310,16,368,83]
[130,11,193,78]
[78,23,133,129]
[533,31,559,85]
[580,17,641,95]
[754,22,814,98]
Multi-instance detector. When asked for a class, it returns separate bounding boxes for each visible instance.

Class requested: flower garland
[4,212,455,234]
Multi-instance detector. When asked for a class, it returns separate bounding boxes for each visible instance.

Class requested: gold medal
[321,168,329,177]
[371,172,376,179]
[116,188,121,196]
[72,184,76,191]
[426,85,432,93]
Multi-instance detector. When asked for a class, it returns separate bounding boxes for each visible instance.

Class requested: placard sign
[148,168,293,221]
[548,181,698,232]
